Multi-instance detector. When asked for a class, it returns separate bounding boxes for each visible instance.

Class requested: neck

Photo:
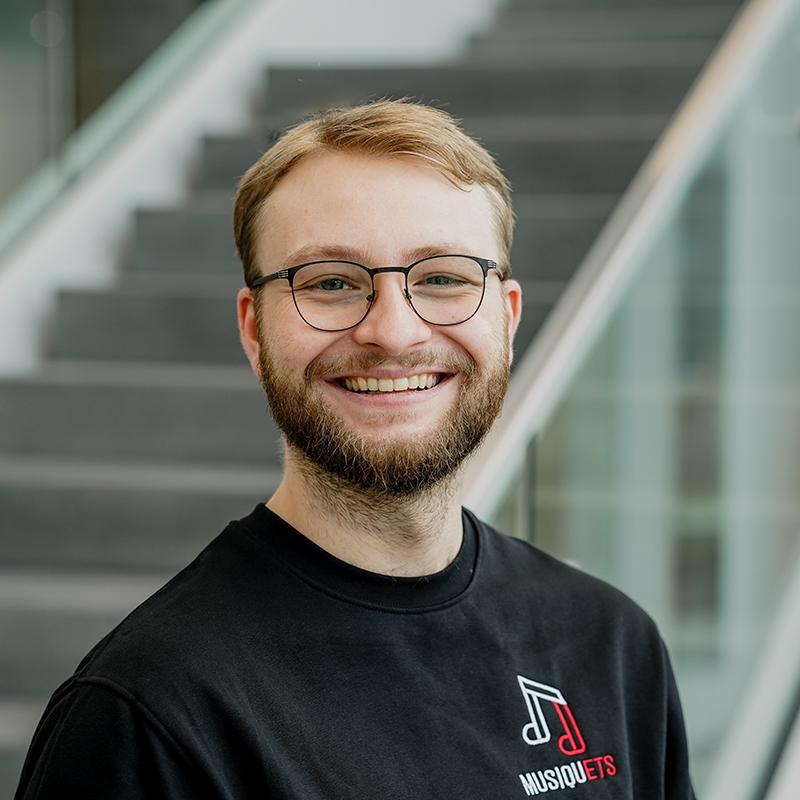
[267,448,465,577]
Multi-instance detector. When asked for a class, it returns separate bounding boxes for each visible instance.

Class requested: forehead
[255,151,499,267]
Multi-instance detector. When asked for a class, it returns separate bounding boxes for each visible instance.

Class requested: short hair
[233,99,514,287]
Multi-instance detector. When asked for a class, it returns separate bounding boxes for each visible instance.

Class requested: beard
[256,334,510,498]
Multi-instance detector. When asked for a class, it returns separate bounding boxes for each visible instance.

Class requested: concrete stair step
[120,273,242,292]
[130,200,240,275]
[0,456,277,569]
[0,696,48,800]
[198,123,660,193]
[260,63,700,119]
[50,284,244,363]
[512,193,616,282]
[463,38,718,66]
[0,362,279,465]
[504,0,741,8]
[0,568,172,696]
[480,5,740,44]
[464,113,669,139]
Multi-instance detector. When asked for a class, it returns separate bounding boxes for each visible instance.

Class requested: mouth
[338,373,444,393]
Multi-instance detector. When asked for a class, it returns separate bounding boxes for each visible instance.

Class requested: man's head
[236,100,522,498]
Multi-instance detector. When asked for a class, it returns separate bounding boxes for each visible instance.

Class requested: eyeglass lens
[290,256,487,331]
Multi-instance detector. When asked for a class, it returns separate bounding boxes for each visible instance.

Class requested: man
[16,100,695,798]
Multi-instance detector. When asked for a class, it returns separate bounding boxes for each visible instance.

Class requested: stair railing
[464,0,790,520]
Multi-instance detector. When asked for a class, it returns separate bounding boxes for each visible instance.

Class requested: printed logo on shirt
[515,675,618,796]
[516,676,585,755]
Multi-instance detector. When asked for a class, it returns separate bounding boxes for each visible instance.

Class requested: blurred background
[1,0,799,797]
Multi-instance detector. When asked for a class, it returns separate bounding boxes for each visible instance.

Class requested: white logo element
[517,675,568,746]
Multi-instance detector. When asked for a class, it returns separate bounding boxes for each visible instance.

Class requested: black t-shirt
[16,505,695,799]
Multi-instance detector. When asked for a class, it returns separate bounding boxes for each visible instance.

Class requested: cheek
[260,303,347,375]
[467,298,511,365]
[446,324,501,375]
[259,295,305,349]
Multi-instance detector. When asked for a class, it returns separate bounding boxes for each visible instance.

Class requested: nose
[350,273,432,355]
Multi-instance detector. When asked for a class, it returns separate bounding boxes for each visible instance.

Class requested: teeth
[341,373,442,393]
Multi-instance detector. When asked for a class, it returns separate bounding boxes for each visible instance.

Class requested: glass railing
[464,0,800,796]
[0,0,215,214]
[0,0,258,266]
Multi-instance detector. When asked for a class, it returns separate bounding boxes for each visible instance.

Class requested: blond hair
[233,99,514,286]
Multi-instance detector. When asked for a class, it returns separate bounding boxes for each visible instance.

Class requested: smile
[339,373,443,393]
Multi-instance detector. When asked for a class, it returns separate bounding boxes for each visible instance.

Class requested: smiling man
[16,101,695,799]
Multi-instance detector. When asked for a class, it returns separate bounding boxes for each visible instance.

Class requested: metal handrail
[463,0,795,519]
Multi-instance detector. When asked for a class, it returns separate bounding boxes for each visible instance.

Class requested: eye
[422,273,465,286]
[293,262,371,295]
[313,277,353,291]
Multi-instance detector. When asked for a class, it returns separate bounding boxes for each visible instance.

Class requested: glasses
[249,255,500,332]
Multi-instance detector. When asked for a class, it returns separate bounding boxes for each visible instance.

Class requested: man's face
[238,151,522,495]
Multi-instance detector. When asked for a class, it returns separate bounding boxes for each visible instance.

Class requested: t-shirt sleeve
[15,681,208,800]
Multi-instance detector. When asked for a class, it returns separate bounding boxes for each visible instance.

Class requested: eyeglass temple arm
[249,269,289,289]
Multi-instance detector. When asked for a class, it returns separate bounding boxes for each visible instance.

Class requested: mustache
[305,349,477,382]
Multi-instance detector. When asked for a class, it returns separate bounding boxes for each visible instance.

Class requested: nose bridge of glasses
[366,266,413,304]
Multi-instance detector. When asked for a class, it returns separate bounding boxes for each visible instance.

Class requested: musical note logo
[517,675,586,756]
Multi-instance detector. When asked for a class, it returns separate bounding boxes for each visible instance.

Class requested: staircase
[0,0,744,792]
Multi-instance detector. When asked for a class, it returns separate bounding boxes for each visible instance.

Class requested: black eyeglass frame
[248,255,501,332]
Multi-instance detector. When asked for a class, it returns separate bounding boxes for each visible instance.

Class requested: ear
[237,288,262,377]
[502,279,523,365]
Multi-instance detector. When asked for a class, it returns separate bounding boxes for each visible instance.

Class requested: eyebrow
[279,243,481,269]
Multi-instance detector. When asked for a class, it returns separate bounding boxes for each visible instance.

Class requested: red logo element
[553,700,586,756]
[517,675,587,756]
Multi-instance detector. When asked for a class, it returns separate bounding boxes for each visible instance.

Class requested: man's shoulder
[69,505,281,692]
[467,509,661,642]
[469,507,616,591]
